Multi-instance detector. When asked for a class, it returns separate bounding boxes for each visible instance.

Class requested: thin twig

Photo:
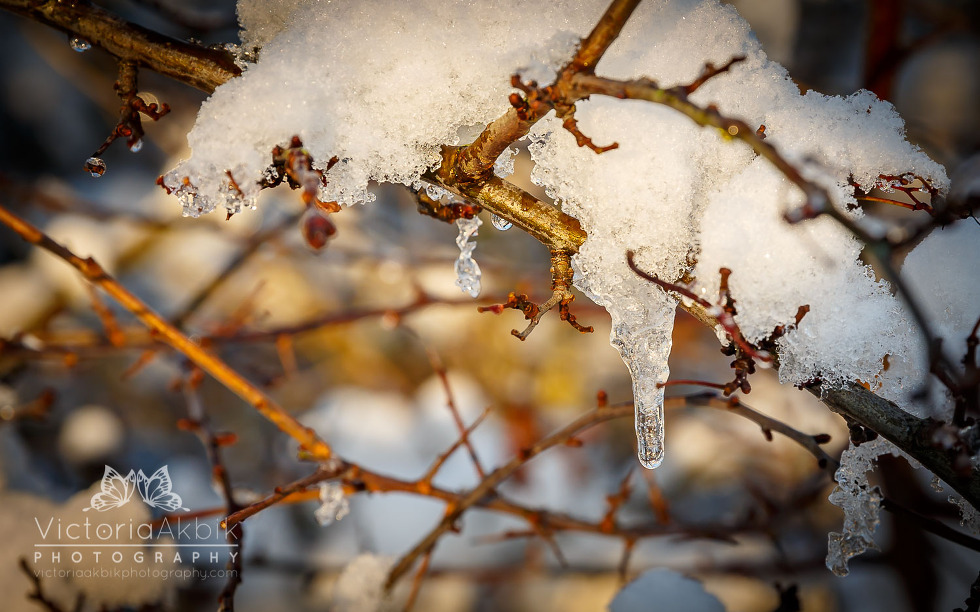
[0,202,334,461]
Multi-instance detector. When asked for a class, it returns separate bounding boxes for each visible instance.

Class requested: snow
[57,405,125,465]
[169,0,958,472]
[878,221,980,416]
[0,482,177,611]
[331,553,394,612]
[609,568,725,612]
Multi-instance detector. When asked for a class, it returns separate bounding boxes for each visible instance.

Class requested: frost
[314,481,350,526]
[826,437,902,577]
[176,0,586,210]
[454,216,482,298]
[175,0,954,471]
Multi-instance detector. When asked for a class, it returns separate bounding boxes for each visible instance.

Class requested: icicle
[608,293,676,469]
[825,437,891,576]
[454,216,482,298]
[314,482,350,526]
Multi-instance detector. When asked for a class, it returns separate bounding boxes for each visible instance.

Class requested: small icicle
[314,482,349,526]
[490,213,513,231]
[608,294,676,469]
[454,215,482,298]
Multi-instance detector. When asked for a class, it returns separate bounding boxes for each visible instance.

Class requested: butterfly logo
[83,465,188,512]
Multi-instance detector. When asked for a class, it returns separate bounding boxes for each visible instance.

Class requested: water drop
[490,213,512,231]
[129,139,143,153]
[83,157,106,177]
[69,37,91,52]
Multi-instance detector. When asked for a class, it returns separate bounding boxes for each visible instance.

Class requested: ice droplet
[314,482,349,526]
[129,139,143,153]
[609,294,676,469]
[84,157,106,177]
[454,215,482,298]
[490,213,512,231]
[69,37,91,52]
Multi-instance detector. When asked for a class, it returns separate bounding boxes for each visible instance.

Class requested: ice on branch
[454,216,483,298]
[826,437,906,576]
[949,495,980,536]
[173,0,952,471]
[314,481,350,526]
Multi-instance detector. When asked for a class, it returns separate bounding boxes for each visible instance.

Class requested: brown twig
[404,549,433,612]
[18,558,67,612]
[179,372,243,611]
[171,212,302,329]
[84,59,170,175]
[479,250,593,340]
[0,202,334,461]
[418,407,493,489]
[404,329,488,479]
[85,283,126,347]
[626,251,771,364]
[0,0,240,93]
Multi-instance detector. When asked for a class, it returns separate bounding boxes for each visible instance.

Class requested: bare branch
[0,203,335,462]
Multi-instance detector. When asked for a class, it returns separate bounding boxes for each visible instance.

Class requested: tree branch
[0,202,334,461]
[0,0,239,93]
[813,382,980,509]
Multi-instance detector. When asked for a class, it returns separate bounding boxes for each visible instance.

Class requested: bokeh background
[0,0,978,610]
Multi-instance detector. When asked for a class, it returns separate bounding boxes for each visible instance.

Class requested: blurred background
[0,0,978,610]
